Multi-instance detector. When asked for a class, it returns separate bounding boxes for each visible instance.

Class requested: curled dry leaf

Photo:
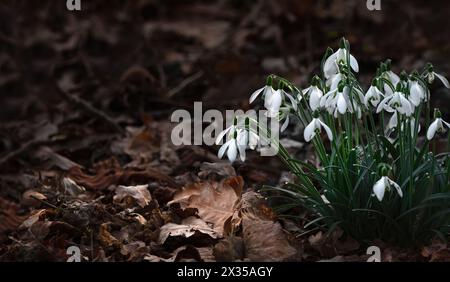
[22,190,47,207]
[114,185,152,208]
[19,209,47,229]
[158,216,221,244]
[168,176,243,235]
[62,177,86,196]
[242,217,297,262]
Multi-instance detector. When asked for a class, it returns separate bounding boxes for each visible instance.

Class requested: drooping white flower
[321,86,359,117]
[373,176,403,202]
[364,85,383,108]
[303,118,333,142]
[216,126,255,163]
[376,91,413,116]
[386,112,420,137]
[323,48,359,79]
[426,117,450,140]
[303,85,323,111]
[408,80,426,107]
[426,70,450,88]
[250,85,297,117]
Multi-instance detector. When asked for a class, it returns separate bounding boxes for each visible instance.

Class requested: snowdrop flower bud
[426,110,450,140]
[303,117,333,142]
[373,176,403,202]
[425,64,450,88]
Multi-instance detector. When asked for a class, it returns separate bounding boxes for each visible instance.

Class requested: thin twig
[0,139,50,167]
[55,83,125,135]
[167,71,204,98]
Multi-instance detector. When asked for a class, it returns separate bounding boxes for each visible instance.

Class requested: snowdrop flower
[302,84,323,111]
[364,84,383,108]
[216,127,254,163]
[425,64,450,88]
[386,112,420,137]
[321,85,355,116]
[376,91,413,116]
[250,84,297,117]
[323,46,359,79]
[373,176,403,202]
[303,118,333,142]
[426,117,450,140]
[408,80,426,107]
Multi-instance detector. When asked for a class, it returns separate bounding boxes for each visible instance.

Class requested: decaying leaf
[242,217,297,262]
[20,209,47,229]
[98,223,121,248]
[158,216,221,244]
[22,190,47,207]
[168,176,243,235]
[114,185,152,208]
[62,177,86,196]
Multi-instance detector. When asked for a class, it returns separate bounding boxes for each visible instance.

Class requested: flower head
[408,80,426,107]
[377,91,413,116]
[303,85,323,111]
[425,64,450,88]
[323,47,359,79]
[364,84,383,108]
[426,117,450,140]
[250,85,297,117]
[373,176,403,202]
[304,118,333,142]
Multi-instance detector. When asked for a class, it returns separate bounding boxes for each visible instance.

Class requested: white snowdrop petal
[426,119,440,140]
[319,120,334,141]
[373,177,387,202]
[227,140,238,163]
[350,54,359,73]
[249,86,265,103]
[388,179,403,198]
[434,72,450,88]
[304,119,317,142]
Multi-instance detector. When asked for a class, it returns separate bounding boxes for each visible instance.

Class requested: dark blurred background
[0,0,450,161]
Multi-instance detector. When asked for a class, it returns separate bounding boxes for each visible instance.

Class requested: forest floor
[0,0,450,262]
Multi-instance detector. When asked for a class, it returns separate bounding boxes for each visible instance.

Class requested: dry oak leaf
[158,216,221,244]
[242,217,297,262]
[114,185,152,208]
[168,176,244,235]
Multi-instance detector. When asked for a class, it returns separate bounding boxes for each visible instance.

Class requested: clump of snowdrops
[215,38,450,246]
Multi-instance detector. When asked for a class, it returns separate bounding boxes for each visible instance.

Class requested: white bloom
[321,86,360,117]
[364,85,383,108]
[303,86,323,111]
[303,118,333,142]
[216,127,254,163]
[386,112,420,137]
[426,71,450,88]
[382,70,400,86]
[426,117,450,140]
[250,86,297,117]
[376,91,413,116]
[323,48,359,79]
[408,80,426,107]
[373,176,403,202]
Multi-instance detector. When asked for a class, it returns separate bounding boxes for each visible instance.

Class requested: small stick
[167,71,204,98]
[55,84,125,135]
[0,139,50,167]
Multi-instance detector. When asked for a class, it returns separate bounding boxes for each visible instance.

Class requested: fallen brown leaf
[114,184,152,208]
[158,216,221,244]
[242,217,297,262]
[168,176,243,235]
